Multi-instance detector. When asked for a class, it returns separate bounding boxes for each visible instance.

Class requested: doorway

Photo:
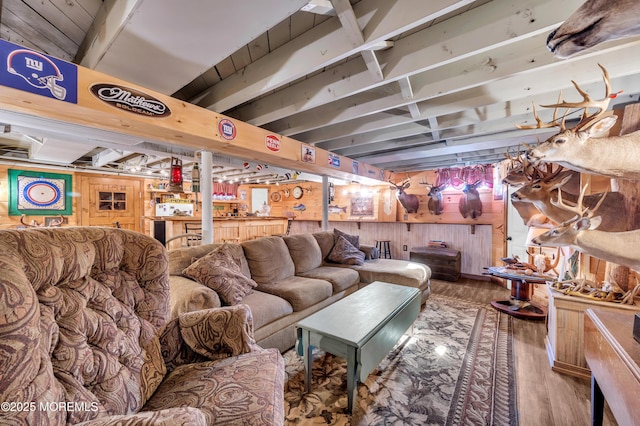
[79,174,142,231]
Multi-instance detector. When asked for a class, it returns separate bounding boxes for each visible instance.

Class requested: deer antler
[540,63,612,131]
[516,90,566,131]
[551,184,607,222]
[538,163,565,183]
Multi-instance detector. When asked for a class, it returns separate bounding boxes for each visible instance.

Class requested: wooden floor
[430,277,617,426]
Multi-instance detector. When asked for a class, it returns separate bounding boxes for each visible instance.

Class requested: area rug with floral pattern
[283,294,518,425]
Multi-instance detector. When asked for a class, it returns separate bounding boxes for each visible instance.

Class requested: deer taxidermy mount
[510,170,627,231]
[547,0,640,59]
[459,180,483,219]
[389,176,419,214]
[523,64,640,180]
[419,179,445,215]
[531,185,640,273]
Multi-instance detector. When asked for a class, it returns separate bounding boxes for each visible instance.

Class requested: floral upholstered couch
[0,227,284,425]
[168,229,431,353]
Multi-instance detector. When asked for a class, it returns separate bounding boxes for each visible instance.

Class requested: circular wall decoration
[270,192,282,202]
[292,186,303,199]
[23,180,61,207]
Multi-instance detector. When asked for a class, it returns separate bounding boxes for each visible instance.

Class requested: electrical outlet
[403,245,407,251]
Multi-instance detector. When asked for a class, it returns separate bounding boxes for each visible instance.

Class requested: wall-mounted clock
[293,186,303,199]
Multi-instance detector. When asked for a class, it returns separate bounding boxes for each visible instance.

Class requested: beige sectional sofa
[169,230,431,353]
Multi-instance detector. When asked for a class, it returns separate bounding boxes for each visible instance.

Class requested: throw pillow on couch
[327,235,366,265]
[183,244,257,305]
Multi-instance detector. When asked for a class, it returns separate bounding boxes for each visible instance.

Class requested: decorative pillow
[333,228,359,249]
[182,244,257,305]
[327,235,365,266]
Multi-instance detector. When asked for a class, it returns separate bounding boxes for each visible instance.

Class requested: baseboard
[545,336,591,380]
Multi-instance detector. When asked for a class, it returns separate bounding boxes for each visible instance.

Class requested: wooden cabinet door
[79,174,141,231]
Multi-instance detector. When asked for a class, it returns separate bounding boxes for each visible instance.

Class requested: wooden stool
[376,240,391,259]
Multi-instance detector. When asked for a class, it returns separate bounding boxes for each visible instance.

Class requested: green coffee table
[296,281,421,413]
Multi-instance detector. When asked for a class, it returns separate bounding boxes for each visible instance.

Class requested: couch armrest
[169,275,221,320]
[360,244,380,260]
[76,407,207,425]
[160,304,262,372]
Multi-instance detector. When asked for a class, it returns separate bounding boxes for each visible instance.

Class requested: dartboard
[19,178,64,209]
[23,180,61,206]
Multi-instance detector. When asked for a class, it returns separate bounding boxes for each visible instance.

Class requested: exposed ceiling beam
[93,148,134,167]
[195,0,479,112]
[228,0,582,128]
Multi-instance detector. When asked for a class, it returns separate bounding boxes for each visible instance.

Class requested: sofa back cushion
[241,236,295,283]
[168,242,252,279]
[0,227,169,424]
[283,233,322,274]
[312,231,335,260]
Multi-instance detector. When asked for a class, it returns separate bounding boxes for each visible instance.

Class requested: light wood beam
[230,0,583,127]
[194,0,478,112]
[296,50,640,146]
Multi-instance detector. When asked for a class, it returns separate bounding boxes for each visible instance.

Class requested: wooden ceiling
[1,0,639,181]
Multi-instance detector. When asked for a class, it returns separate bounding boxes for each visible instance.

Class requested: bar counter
[144,216,289,248]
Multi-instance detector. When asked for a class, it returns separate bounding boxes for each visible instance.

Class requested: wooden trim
[0,45,382,184]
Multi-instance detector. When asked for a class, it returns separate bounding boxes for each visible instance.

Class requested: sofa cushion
[182,244,257,305]
[178,305,261,361]
[298,266,360,293]
[240,290,294,329]
[168,242,252,279]
[327,235,366,265]
[144,348,285,425]
[257,275,333,311]
[170,275,222,319]
[334,227,360,248]
[283,233,322,273]
[352,258,430,288]
[242,236,295,283]
[312,230,336,260]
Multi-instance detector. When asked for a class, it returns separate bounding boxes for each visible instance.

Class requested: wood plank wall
[289,220,493,277]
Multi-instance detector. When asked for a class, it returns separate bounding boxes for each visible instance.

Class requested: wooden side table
[486,266,550,320]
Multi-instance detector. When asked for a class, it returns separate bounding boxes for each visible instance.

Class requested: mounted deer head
[458,180,483,219]
[531,185,640,273]
[510,170,627,231]
[547,0,640,58]
[420,179,445,215]
[523,65,640,180]
[389,177,419,214]
[501,144,538,186]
